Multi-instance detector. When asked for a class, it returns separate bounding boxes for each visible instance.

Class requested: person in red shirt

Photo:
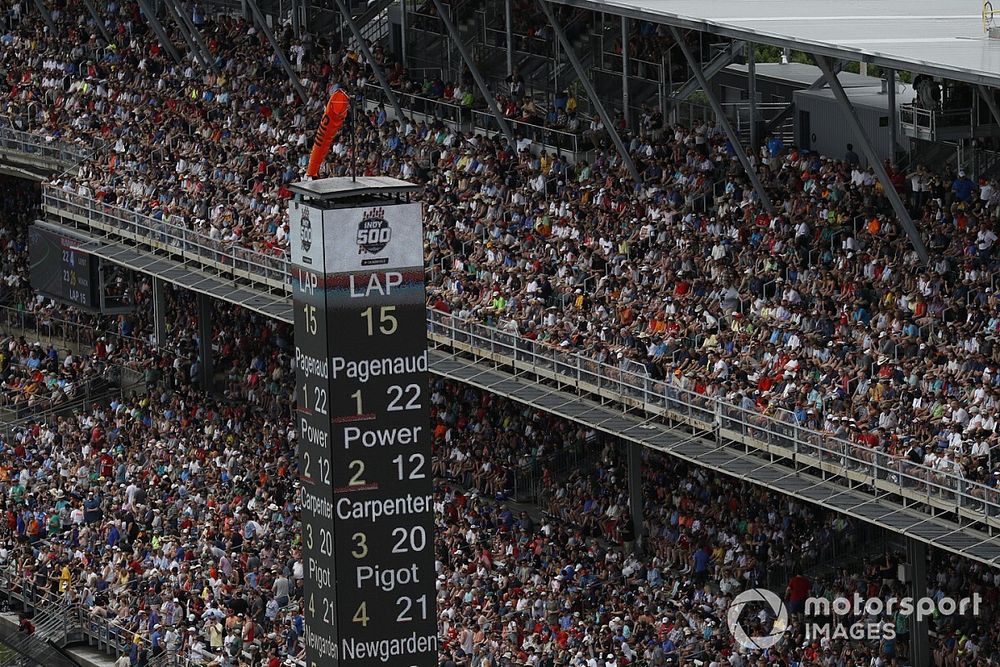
[100,451,114,479]
[786,571,811,616]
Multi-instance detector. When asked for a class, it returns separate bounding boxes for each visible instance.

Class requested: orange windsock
[306,88,351,178]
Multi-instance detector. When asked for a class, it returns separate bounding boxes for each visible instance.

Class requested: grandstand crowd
[8,0,1000,495]
[0,1,999,666]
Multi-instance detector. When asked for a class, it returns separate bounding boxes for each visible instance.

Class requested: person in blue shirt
[845,143,860,166]
[498,505,514,531]
[150,625,163,654]
[692,546,711,585]
[107,521,120,547]
[766,134,784,161]
[952,170,977,203]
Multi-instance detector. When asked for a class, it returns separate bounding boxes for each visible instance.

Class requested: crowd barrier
[0,124,94,167]
[42,187,291,292]
[35,186,1000,533]
[425,308,1000,529]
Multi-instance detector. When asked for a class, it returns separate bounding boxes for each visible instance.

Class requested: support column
[332,0,405,122]
[621,15,629,132]
[670,27,774,215]
[247,0,309,102]
[536,0,642,185]
[291,0,301,39]
[152,277,167,348]
[815,55,929,265]
[430,0,517,147]
[197,293,214,391]
[887,69,897,166]
[162,0,209,69]
[30,0,57,34]
[906,538,929,667]
[400,0,409,67]
[748,42,758,152]
[626,441,644,555]
[82,0,114,43]
[668,47,675,124]
[135,0,184,65]
[504,0,514,77]
[978,85,1000,126]
[175,0,219,72]
[669,40,744,103]
[658,52,667,118]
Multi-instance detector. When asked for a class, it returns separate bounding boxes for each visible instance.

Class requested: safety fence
[361,82,586,154]
[0,570,183,667]
[37,179,1000,529]
[0,124,94,168]
[364,83,473,127]
[0,613,79,667]
[41,186,291,293]
[471,109,583,153]
[425,308,1000,533]
[0,544,297,667]
[35,183,1000,534]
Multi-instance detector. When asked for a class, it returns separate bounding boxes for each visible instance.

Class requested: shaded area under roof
[76,240,294,323]
[554,0,1000,87]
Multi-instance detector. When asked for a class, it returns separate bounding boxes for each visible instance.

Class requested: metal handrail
[363,83,471,127]
[0,123,96,166]
[424,308,1000,526]
[364,82,585,153]
[33,185,1000,522]
[899,104,975,134]
[0,305,132,418]
[41,186,292,290]
[470,109,582,153]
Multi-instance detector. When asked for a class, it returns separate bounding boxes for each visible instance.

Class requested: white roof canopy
[554,0,1000,87]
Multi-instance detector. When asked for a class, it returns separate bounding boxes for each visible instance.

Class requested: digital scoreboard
[290,181,436,667]
[28,224,99,308]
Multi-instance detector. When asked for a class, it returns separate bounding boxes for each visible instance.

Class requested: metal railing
[0,306,122,351]
[34,182,1000,530]
[670,100,715,127]
[0,305,134,420]
[425,308,1000,531]
[471,109,582,153]
[363,83,471,127]
[363,83,586,154]
[0,612,79,667]
[41,186,292,292]
[596,50,664,83]
[0,124,95,167]
[899,104,974,136]
[0,567,180,667]
[346,0,395,49]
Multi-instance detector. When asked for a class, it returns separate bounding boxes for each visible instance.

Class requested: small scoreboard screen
[28,224,99,309]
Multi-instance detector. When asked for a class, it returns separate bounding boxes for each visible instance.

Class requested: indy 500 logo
[356,207,391,255]
[298,206,312,264]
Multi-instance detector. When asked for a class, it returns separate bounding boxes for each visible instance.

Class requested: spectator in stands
[952,169,978,204]
[844,143,860,166]
[4,7,1000,664]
